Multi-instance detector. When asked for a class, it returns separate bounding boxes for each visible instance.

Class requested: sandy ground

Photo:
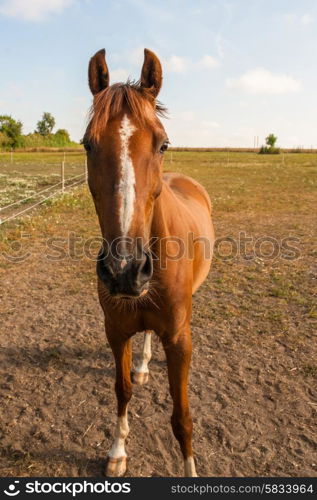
[0,200,316,477]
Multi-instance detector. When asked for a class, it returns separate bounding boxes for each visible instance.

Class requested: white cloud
[165,54,219,73]
[285,12,314,26]
[126,46,144,66]
[215,35,225,59]
[300,13,314,25]
[180,111,195,121]
[202,120,220,129]
[111,69,129,83]
[0,0,74,21]
[113,47,219,75]
[226,68,301,95]
[165,55,190,73]
[197,55,219,69]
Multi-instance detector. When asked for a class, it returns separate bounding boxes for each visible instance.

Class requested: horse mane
[87,80,167,142]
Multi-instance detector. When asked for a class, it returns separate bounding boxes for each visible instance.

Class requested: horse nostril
[138,251,153,282]
[97,247,153,296]
[96,250,114,284]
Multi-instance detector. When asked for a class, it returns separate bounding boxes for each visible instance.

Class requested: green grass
[0,150,316,353]
[1,149,316,227]
[1,150,316,212]
[164,151,317,213]
[0,151,86,209]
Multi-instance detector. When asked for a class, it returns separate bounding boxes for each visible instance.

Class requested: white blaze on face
[118,114,136,236]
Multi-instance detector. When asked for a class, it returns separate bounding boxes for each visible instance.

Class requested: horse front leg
[131,330,152,385]
[105,334,132,477]
[162,328,197,477]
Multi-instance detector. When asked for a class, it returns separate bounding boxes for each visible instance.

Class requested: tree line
[0,113,280,153]
[0,112,78,149]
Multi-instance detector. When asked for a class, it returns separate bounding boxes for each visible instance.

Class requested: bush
[0,115,23,148]
[54,129,71,146]
[22,131,78,148]
[0,113,79,150]
[0,131,11,149]
[259,146,280,155]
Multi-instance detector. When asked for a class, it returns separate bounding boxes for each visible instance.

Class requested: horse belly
[163,172,215,294]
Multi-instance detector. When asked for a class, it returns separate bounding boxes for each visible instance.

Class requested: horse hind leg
[162,328,198,477]
[131,331,152,385]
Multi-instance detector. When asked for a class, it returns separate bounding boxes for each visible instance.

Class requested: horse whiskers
[137,288,159,310]
[97,281,160,312]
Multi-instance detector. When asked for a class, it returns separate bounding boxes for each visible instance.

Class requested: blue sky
[0,0,317,147]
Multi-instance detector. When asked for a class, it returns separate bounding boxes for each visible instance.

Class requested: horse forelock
[87,81,167,143]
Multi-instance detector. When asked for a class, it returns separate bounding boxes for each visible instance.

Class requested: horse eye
[159,140,169,154]
[83,140,92,152]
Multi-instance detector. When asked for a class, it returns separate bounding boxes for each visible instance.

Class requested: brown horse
[84,48,214,477]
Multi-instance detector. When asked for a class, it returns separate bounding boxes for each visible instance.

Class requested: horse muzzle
[96,248,153,298]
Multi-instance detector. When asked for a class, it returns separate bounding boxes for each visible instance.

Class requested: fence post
[85,156,88,183]
[10,148,13,163]
[61,160,65,193]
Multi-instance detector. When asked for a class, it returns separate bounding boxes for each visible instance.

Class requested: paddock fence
[0,156,88,226]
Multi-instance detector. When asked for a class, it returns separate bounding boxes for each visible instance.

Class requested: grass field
[0,152,86,210]
[0,151,316,476]
[1,149,316,211]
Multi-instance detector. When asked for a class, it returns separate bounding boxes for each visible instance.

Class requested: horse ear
[88,49,109,95]
[140,48,162,98]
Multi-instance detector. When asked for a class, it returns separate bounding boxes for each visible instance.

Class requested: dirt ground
[0,154,316,477]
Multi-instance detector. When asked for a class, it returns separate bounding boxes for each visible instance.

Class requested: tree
[0,115,23,148]
[259,133,280,154]
[265,133,277,149]
[0,131,10,148]
[36,112,55,136]
[54,128,70,144]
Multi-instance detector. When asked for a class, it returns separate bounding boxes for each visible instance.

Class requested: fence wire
[0,171,86,226]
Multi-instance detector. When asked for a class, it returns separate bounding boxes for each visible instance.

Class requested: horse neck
[150,183,171,240]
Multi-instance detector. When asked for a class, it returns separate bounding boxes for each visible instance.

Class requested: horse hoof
[131,371,149,385]
[105,456,127,477]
